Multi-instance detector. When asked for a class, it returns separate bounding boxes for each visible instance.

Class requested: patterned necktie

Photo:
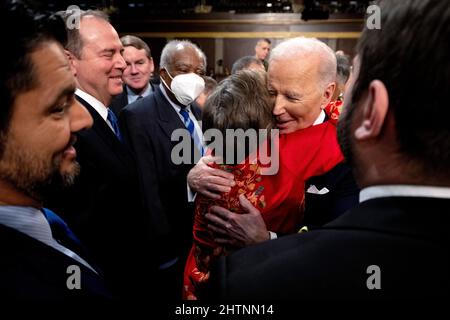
[107,109,123,141]
[179,108,203,156]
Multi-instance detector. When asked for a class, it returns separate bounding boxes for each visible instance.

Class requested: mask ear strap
[160,68,174,93]
[164,68,174,80]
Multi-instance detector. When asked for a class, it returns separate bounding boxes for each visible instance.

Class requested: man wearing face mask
[119,40,206,301]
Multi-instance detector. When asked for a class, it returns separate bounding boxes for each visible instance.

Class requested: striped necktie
[179,108,203,156]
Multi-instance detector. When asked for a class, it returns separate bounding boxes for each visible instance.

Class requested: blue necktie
[179,108,203,156]
[41,208,84,256]
[42,208,99,273]
[107,109,123,141]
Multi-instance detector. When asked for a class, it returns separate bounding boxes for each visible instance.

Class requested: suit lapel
[76,96,133,166]
[153,87,187,140]
[191,103,202,121]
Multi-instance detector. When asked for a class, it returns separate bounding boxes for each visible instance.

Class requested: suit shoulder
[123,94,161,116]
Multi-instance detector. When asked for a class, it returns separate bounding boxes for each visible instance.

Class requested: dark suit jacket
[300,112,359,228]
[45,96,152,298]
[0,224,111,300]
[110,81,158,117]
[303,162,359,227]
[119,86,201,265]
[212,196,450,300]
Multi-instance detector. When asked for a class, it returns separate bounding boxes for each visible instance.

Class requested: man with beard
[210,0,450,299]
[0,0,110,299]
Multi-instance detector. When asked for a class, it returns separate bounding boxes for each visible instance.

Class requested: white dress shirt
[75,89,116,133]
[359,185,450,203]
[159,83,203,143]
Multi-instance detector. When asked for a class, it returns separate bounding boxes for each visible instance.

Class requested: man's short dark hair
[0,0,66,155]
[349,0,450,178]
[258,38,271,45]
[336,53,350,85]
[231,56,264,74]
[120,35,152,59]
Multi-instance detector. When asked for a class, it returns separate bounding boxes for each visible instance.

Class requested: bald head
[270,37,337,91]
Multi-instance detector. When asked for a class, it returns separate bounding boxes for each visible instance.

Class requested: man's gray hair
[270,37,337,91]
[160,40,207,72]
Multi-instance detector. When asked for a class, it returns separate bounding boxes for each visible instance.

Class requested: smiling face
[122,46,154,94]
[0,41,93,202]
[268,55,329,134]
[70,16,126,106]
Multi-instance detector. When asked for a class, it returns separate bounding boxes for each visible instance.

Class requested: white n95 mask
[163,71,205,106]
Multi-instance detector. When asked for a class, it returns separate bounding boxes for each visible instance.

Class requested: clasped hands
[187,156,270,248]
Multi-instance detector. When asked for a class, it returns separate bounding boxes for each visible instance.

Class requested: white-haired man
[119,39,206,300]
[188,37,359,247]
[212,0,450,299]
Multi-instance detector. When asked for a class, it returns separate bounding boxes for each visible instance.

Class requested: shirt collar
[0,206,53,244]
[75,88,108,121]
[159,83,192,113]
[359,185,450,203]
[313,110,326,126]
[126,83,152,103]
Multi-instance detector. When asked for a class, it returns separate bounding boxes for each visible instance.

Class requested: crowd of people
[0,0,448,304]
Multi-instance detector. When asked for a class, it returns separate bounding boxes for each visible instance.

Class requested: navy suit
[110,80,158,117]
[0,224,111,300]
[45,96,153,298]
[212,197,450,300]
[119,86,201,299]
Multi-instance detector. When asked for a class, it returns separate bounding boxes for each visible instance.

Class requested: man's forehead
[174,44,198,56]
[173,48,203,63]
[272,55,317,72]
[33,42,70,77]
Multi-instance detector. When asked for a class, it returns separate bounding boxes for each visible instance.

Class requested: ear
[149,57,155,74]
[64,49,77,76]
[320,82,336,109]
[354,80,389,141]
[159,67,170,83]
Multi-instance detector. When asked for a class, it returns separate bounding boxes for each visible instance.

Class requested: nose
[272,95,285,117]
[130,63,138,74]
[115,52,127,71]
[70,100,93,133]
